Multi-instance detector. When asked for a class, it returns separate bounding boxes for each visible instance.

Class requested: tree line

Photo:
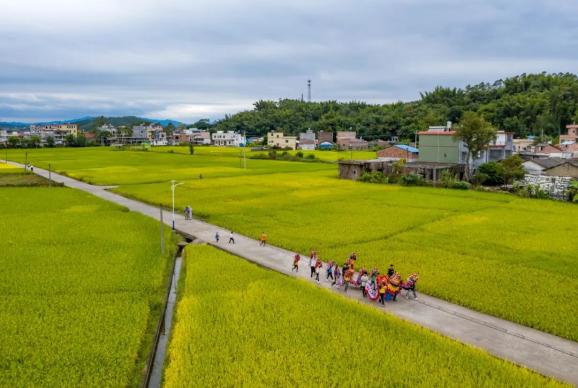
[214,72,578,140]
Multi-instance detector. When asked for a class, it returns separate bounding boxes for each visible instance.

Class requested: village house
[513,138,534,153]
[377,144,419,160]
[318,130,334,144]
[519,143,574,159]
[336,131,369,150]
[267,131,297,150]
[191,131,211,145]
[298,129,316,150]
[129,124,168,146]
[368,139,390,149]
[97,124,117,135]
[418,123,514,167]
[172,130,191,144]
[560,124,578,144]
[212,131,245,147]
[150,126,168,146]
[558,142,578,158]
[30,123,79,146]
[523,157,578,178]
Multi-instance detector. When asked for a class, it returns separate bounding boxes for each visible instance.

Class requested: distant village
[2,121,578,198]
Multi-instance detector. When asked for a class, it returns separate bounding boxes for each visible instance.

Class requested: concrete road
[8,161,578,386]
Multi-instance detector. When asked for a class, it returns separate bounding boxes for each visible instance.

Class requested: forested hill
[215,73,578,140]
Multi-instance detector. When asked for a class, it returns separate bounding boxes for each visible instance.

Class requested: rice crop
[0,186,175,386]
[163,245,565,387]
[11,147,578,341]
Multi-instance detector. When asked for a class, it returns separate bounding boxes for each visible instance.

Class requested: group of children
[292,250,419,301]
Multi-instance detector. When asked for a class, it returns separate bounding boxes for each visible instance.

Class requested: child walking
[259,232,268,246]
[292,254,300,272]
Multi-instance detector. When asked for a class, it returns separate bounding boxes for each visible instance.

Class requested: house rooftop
[527,157,567,169]
[393,144,419,153]
[417,130,456,135]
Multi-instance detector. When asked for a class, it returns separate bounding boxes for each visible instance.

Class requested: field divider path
[8,160,578,386]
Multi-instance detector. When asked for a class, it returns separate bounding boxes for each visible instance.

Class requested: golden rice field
[0,186,175,386]
[9,147,578,341]
[164,245,565,387]
[152,145,377,161]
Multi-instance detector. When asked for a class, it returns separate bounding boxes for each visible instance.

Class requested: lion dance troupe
[292,250,419,303]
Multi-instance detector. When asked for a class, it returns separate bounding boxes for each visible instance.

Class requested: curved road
[9,161,578,386]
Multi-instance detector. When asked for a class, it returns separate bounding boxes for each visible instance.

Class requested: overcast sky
[1,0,577,123]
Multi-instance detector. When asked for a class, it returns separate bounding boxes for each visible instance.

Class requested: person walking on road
[309,255,317,278]
[292,253,300,272]
[343,269,353,292]
[314,259,322,283]
[332,266,341,287]
[215,231,220,243]
[379,282,386,304]
[360,272,369,297]
[326,260,334,280]
[259,232,268,246]
[228,231,235,244]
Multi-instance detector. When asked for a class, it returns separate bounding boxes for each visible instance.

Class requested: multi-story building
[211,131,246,146]
[418,123,514,167]
[298,129,316,150]
[130,124,167,145]
[30,123,79,146]
[267,131,297,150]
[131,124,150,140]
[0,130,8,145]
[173,130,192,144]
[191,130,211,145]
[150,126,168,146]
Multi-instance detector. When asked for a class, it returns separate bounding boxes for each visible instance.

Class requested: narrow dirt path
[9,161,578,386]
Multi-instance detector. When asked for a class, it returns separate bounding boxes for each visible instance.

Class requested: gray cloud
[1,0,577,122]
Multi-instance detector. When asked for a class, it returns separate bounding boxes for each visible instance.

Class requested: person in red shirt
[314,259,323,282]
[292,254,300,272]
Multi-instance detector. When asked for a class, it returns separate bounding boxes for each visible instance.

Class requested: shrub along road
[8,160,578,386]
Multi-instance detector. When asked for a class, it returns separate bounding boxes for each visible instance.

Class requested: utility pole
[160,204,165,255]
[48,163,52,187]
[24,151,28,171]
[307,80,311,102]
[171,180,183,231]
[243,131,247,169]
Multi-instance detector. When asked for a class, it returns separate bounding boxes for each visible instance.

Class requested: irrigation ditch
[142,237,193,388]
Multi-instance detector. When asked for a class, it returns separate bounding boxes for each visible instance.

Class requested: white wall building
[211,131,246,146]
[98,124,117,135]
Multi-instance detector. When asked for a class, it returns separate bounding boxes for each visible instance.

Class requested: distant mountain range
[0,116,186,131]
